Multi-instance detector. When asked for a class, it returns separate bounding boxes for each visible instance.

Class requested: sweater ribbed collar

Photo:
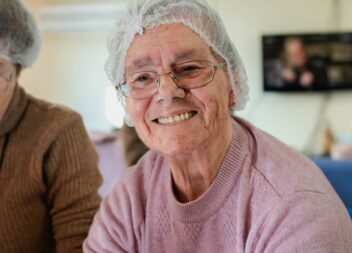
[0,85,28,137]
[166,118,251,222]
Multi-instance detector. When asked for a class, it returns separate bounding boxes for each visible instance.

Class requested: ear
[228,88,235,108]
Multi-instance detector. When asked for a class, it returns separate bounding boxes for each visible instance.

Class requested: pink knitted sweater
[84,118,352,253]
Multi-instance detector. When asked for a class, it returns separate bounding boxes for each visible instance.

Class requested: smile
[156,111,197,124]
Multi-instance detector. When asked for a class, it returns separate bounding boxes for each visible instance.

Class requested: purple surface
[91,132,127,197]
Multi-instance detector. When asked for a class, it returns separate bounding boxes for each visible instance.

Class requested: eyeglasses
[117,60,226,99]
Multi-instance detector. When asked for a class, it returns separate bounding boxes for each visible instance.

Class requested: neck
[168,118,233,203]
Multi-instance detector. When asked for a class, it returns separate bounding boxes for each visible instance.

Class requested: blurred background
[23,0,352,154]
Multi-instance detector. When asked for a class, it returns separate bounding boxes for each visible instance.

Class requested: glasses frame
[116,60,226,100]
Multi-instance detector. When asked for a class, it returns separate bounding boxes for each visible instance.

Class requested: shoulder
[257,191,352,252]
[20,94,86,143]
[233,118,352,249]
[232,117,346,225]
[26,94,82,129]
[9,92,92,158]
[108,150,163,205]
[100,150,166,223]
[235,117,332,197]
[85,151,164,251]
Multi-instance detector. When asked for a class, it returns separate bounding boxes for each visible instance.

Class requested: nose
[155,72,185,102]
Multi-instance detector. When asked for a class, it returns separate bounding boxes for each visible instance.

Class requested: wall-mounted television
[262,32,352,92]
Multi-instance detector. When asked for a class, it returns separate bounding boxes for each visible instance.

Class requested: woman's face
[124,24,234,158]
[0,58,17,119]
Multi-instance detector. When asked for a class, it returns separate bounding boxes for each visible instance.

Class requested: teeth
[157,112,195,124]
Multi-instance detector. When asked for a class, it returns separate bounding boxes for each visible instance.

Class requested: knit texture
[0,85,102,253]
[84,118,352,253]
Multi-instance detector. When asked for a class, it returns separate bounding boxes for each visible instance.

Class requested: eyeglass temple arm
[214,62,226,70]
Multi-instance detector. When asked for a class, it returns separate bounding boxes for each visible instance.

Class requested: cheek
[126,100,148,135]
[127,99,147,121]
[205,84,231,114]
[189,91,228,132]
[126,99,153,142]
[208,95,229,120]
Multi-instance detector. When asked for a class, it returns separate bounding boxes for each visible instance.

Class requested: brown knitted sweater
[0,85,102,253]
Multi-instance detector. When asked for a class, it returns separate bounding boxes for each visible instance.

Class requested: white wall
[20,31,112,131]
[23,0,127,131]
[216,0,352,152]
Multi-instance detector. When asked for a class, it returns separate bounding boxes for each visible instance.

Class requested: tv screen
[262,32,352,91]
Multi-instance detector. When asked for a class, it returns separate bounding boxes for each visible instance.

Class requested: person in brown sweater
[0,1,102,252]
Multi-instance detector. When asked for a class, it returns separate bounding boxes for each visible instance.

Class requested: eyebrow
[125,47,210,74]
[126,56,154,74]
[173,48,209,63]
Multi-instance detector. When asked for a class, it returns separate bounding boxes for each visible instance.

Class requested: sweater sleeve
[257,192,352,253]
[83,167,147,253]
[43,115,102,253]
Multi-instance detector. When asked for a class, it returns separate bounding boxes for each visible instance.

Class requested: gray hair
[0,0,40,67]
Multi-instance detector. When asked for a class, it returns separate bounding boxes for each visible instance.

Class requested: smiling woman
[124,24,234,161]
[83,0,352,252]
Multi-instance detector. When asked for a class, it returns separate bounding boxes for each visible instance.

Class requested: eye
[130,72,155,87]
[180,65,201,72]
[135,75,149,82]
[174,63,203,77]
[182,65,200,72]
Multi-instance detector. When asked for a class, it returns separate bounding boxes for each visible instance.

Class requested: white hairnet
[0,0,40,68]
[106,0,249,111]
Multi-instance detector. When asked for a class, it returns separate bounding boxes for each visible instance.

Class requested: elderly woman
[0,1,101,252]
[84,0,352,252]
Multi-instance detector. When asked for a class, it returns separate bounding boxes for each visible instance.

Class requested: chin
[154,136,205,157]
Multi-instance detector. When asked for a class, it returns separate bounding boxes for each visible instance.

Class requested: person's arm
[258,192,352,253]
[83,168,146,253]
[44,115,102,253]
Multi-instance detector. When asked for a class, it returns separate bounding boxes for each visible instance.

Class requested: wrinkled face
[124,23,234,157]
[0,58,16,99]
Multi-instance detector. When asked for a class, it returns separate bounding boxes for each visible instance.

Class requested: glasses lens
[123,71,158,99]
[173,61,214,89]
[120,61,222,99]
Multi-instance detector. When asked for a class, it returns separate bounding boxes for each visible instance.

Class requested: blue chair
[312,157,352,218]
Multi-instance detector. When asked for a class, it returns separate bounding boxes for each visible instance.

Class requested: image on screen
[262,32,352,92]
